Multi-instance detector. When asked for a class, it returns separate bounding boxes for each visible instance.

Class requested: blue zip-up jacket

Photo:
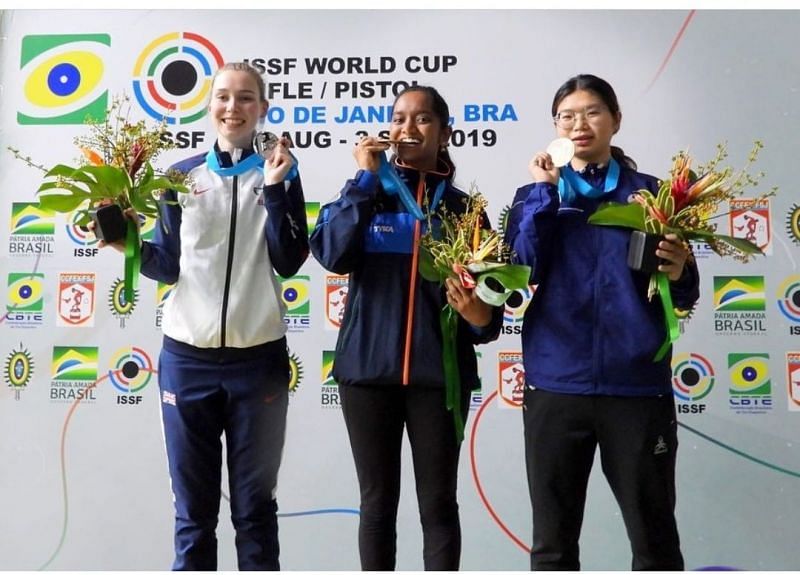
[141,145,309,353]
[310,165,503,389]
[504,163,700,396]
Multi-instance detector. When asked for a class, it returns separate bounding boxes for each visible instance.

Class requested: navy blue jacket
[310,166,503,389]
[504,163,700,396]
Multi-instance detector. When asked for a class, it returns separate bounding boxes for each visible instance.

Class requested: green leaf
[419,247,444,282]
[687,230,763,255]
[81,164,132,194]
[45,164,96,184]
[587,202,646,230]
[37,181,90,197]
[38,193,89,213]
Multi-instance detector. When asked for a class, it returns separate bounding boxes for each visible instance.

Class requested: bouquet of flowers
[587,141,777,359]
[418,187,530,440]
[589,141,775,260]
[9,95,189,301]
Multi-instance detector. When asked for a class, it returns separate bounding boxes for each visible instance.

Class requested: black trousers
[339,383,470,571]
[523,387,684,571]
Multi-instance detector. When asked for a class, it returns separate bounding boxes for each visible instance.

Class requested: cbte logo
[776,275,800,334]
[281,275,310,332]
[5,344,34,400]
[502,285,533,335]
[132,31,222,149]
[288,350,303,394]
[108,346,153,405]
[320,350,340,409]
[6,272,44,327]
[672,352,714,414]
[108,278,138,328]
[728,352,772,414]
[18,34,110,125]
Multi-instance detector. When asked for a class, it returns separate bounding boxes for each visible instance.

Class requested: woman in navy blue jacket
[504,74,699,571]
[310,85,502,570]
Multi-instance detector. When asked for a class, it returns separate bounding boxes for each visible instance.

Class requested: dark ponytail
[552,74,637,170]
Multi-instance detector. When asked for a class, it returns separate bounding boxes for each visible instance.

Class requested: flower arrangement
[9,95,190,301]
[587,141,777,360]
[588,141,777,261]
[418,186,530,440]
[418,187,531,305]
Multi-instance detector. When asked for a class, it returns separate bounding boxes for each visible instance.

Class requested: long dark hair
[392,85,456,181]
[551,74,637,170]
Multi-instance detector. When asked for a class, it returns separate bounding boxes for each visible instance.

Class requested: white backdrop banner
[0,9,798,571]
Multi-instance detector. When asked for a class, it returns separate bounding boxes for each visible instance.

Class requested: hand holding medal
[529,137,575,184]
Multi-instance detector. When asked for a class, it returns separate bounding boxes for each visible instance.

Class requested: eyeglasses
[553,105,608,130]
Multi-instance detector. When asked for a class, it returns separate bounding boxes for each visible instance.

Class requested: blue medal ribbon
[557,158,620,203]
[206,149,299,181]
[377,152,425,220]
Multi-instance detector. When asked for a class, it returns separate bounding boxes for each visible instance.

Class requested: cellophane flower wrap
[587,141,777,359]
[418,186,531,441]
[9,95,190,301]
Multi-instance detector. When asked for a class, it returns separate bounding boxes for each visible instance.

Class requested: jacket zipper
[220,175,238,348]
[401,175,426,386]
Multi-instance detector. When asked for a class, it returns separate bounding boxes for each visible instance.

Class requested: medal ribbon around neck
[557,157,620,203]
[205,148,299,181]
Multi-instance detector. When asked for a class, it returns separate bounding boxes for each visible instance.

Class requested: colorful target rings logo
[65,211,99,246]
[132,32,223,125]
[776,275,800,323]
[108,347,154,393]
[672,352,715,401]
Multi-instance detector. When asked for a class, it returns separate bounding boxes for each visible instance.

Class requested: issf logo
[107,346,153,394]
[65,210,99,248]
[18,34,110,125]
[132,32,223,125]
[672,352,715,402]
[503,285,533,325]
[776,275,800,323]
